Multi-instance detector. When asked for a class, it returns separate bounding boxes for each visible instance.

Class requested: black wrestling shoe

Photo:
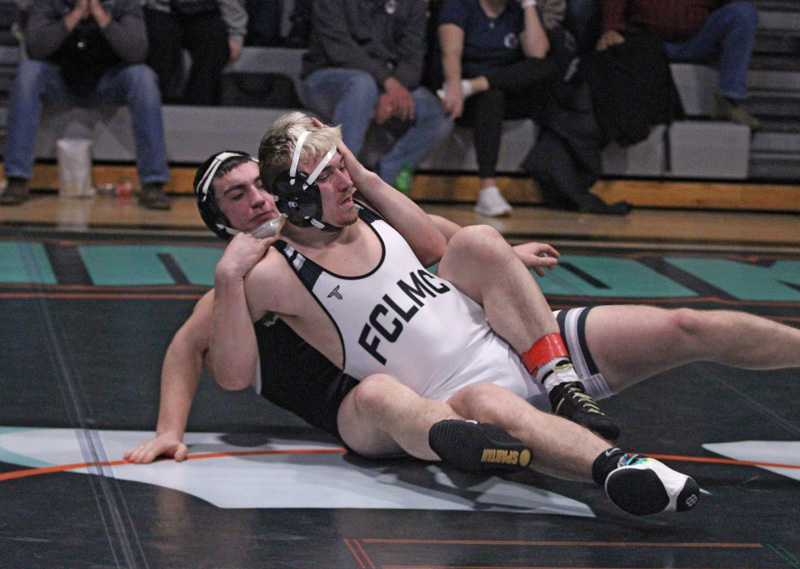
[428,419,532,473]
[605,454,700,515]
[549,381,621,440]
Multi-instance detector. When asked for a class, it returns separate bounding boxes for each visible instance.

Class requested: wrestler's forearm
[429,215,461,242]
[155,337,203,439]
[209,272,259,390]
[341,141,446,265]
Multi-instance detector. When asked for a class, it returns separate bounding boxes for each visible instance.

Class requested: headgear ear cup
[271,169,324,227]
[270,130,338,230]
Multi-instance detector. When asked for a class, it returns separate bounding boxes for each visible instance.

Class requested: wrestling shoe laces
[605,454,700,516]
[549,381,621,440]
[428,419,533,473]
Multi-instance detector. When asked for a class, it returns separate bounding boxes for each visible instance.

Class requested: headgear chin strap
[271,130,339,231]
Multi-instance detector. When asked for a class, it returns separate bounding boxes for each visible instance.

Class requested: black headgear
[193,150,256,240]
[270,131,338,231]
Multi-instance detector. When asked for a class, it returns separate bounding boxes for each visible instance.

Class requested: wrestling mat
[1,227,798,569]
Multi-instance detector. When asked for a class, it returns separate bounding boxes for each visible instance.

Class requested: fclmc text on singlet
[358,269,451,365]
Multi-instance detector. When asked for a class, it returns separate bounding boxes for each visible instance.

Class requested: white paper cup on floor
[56,138,95,198]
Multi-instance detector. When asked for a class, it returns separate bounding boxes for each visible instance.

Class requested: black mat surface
[1,228,798,569]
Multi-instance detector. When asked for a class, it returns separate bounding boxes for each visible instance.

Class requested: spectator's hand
[65,0,89,29]
[596,29,625,51]
[384,77,415,122]
[88,0,111,27]
[228,40,243,63]
[374,93,394,125]
[440,81,464,120]
[124,433,189,464]
[512,242,560,276]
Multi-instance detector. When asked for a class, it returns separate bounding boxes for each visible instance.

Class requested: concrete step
[753,34,800,57]
[747,68,800,93]
[758,7,800,34]
[748,156,800,182]
[747,95,800,120]
[755,0,800,11]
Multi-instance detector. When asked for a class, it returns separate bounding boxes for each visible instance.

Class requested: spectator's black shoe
[138,182,171,210]
[577,193,631,215]
[549,381,621,440]
[0,178,30,206]
[714,94,760,130]
[428,419,533,473]
[605,454,700,515]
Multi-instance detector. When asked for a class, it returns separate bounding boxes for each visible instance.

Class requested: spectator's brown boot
[138,182,171,210]
[0,178,30,206]
[714,94,760,129]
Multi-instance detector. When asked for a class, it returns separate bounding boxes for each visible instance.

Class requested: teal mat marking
[77,245,223,286]
[0,242,57,284]
[0,427,52,469]
[537,255,696,298]
[3,239,800,303]
[665,258,800,301]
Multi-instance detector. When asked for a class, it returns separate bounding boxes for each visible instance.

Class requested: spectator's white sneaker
[474,186,513,217]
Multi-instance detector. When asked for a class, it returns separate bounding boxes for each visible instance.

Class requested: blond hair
[258,111,342,188]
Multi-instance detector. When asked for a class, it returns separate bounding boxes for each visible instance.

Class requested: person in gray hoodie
[0,0,171,209]
[300,0,453,188]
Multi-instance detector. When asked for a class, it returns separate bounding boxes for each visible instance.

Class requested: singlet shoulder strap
[354,201,383,225]
[273,239,323,290]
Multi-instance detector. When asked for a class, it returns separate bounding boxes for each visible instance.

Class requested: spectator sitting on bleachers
[243,0,312,48]
[564,0,601,53]
[284,0,312,48]
[0,0,171,209]
[597,0,760,129]
[435,0,573,217]
[143,0,247,105]
[300,0,453,188]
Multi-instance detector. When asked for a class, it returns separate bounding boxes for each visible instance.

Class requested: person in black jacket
[143,0,247,105]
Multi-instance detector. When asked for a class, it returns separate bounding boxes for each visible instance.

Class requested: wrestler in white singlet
[274,205,553,405]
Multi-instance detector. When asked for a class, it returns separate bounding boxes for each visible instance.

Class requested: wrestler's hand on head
[512,242,560,277]
[124,433,189,464]
[335,135,376,188]
[309,116,378,189]
[215,232,275,283]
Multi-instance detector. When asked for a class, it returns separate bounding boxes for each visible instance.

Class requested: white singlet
[274,206,547,405]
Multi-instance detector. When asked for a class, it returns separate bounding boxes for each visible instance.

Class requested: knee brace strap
[522,332,568,374]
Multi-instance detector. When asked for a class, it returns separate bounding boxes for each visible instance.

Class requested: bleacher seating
[0,43,752,181]
[0,0,797,189]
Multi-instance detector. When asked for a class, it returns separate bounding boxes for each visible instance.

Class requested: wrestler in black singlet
[253,317,359,439]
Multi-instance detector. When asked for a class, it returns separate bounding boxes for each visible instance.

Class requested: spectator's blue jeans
[4,60,170,184]
[663,1,758,100]
[301,67,453,184]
